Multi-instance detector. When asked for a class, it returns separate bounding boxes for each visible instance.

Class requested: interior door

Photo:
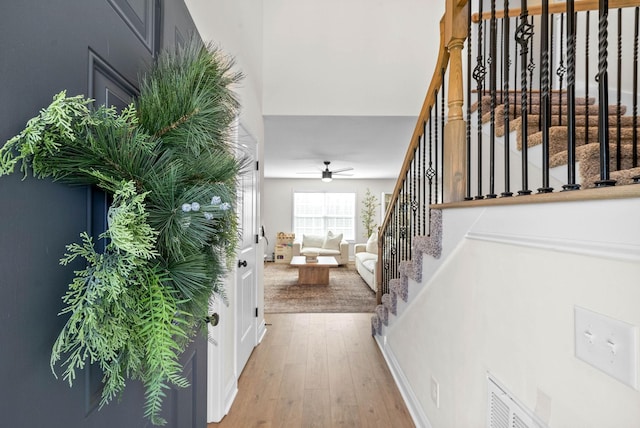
[0,1,205,426]
[236,126,259,374]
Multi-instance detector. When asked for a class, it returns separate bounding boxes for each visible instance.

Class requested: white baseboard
[257,318,267,344]
[374,335,432,428]
[223,377,238,418]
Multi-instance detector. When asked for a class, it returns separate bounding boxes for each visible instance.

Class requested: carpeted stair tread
[496,111,636,135]
[382,293,397,316]
[583,167,640,188]
[471,93,594,113]
[375,304,389,326]
[371,315,381,336]
[483,103,624,125]
[526,126,640,154]
[550,143,639,186]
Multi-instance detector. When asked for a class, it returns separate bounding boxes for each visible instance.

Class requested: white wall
[384,198,640,427]
[262,0,442,116]
[263,178,396,259]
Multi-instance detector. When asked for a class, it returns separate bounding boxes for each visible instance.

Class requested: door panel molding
[107,0,159,54]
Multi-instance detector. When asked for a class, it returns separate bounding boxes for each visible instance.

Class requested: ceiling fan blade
[333,171,353,176]
[331,167,354,174]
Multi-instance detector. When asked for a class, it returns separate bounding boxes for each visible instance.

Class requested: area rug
[263,262,376,313]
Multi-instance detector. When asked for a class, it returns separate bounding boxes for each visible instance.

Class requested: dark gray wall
[0,1,206,426]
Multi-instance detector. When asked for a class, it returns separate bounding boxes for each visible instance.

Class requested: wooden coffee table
[289,256,338,285]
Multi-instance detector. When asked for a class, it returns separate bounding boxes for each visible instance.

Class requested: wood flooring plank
[305,326,329,390]
[301,388,331,428]
[327,330,358,407]
[349,350,394,428]
[331,405,362,427]
[272,362,306,427]
[209,313,414,428]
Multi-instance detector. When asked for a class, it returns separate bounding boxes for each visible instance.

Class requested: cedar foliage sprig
[2,37,243,425]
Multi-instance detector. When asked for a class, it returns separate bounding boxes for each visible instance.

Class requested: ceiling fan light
[322,170,332,182]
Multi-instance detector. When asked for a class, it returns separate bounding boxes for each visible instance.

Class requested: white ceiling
[263,115,418,179]
[260,0,442,180]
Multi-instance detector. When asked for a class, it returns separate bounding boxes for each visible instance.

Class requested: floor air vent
[487,375,546,428]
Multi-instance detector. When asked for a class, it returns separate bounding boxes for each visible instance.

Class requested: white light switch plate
[575,306,638,389]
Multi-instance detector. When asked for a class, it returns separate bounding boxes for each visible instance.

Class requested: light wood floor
[209,312,414,428]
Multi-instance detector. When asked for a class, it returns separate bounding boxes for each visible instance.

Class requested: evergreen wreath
[0,39,244,425]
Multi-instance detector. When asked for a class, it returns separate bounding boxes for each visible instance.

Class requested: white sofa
[354,232,378,292]
[292,231,349,265]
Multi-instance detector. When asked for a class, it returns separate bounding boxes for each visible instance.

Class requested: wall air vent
[487,375,547,428]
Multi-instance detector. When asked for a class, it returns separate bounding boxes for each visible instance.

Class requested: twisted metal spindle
[633,7,639,178]
[616,8,622,171]
[440,67,445,202]
[595,0,616,186]
[563,0,581,191]
[557,13,567,126]
[488,0,498,198]
[586,11,591,146]
[465,1,473,200]
[538,0,553,193]
[428,110,435,205]
[528,16,535,127]
[474,0,486,199]
[516,2,533,195]
[502,1,513,197]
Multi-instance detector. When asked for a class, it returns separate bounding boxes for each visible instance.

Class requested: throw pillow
[366,231,378,254]
[303,234,324,248]
[322,231,343,250]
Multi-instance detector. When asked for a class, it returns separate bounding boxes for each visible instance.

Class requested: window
[293,192,355,240]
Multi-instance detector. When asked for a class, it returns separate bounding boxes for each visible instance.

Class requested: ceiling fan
[297,161,354,182]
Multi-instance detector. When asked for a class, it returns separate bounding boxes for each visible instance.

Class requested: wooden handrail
[379,17,449,234]
[472,0,640,23]
[380,0,470,234]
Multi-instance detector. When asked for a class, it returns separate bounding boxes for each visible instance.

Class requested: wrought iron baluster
[516,1,533,195]
[474,0,486,199]
[500,17,504,105]
[466,2,473,200]
[595,0,616,186]
[633,7,639,179]
[528,16,535,129]
[402,180,409,261]
[616,8,622,171]
[549,12,554,130]
[488,0,498,198]
[586,11,591,146]
[411,144,417,245]
[413,136,422,236]
[563,0,581,191]
[428,109,435,207]
[422,121,427,233]
[538,0,553,193]
[514,15,519,121]
[557,13,567,126]
[502,1,513,197]
[440,67,445,202]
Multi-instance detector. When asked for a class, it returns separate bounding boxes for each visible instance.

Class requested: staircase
[371,90,640,337]
[370,1,640,426]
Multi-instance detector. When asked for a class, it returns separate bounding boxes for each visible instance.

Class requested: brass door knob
[206,313,220,326]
